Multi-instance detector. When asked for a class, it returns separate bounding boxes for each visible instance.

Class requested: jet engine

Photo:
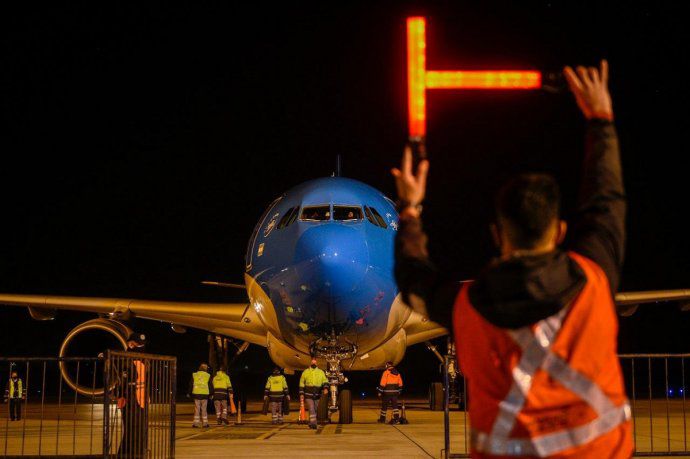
[58,318,133,396]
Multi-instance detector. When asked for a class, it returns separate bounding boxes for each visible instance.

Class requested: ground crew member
[212,366,233,425]
[393,60,632,457]
[377,361,403,424]
[299,358,329,429]
[116,333,148,458]
[264,367,289,424]
[188,363,213,428]
[4,370,26,421]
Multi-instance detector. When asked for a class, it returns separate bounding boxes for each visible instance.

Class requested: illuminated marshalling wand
[406,16,542,150]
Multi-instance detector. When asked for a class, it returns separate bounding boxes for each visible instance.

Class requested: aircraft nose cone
[295,224,369,298]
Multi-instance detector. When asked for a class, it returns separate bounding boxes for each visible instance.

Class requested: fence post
[103,350,111,458]
[443,355,450,459]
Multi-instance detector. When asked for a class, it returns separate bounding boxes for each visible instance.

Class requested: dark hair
[495,174,561,249]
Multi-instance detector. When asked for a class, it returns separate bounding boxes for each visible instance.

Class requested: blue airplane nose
[294,224,369,298]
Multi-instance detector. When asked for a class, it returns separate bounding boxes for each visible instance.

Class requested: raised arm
[392,147,460,329]
[564,60,626,292]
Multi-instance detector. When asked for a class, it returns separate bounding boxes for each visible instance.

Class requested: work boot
[192,424,200,428]
[309,424,317,430]
[217,418,223,425]
[378,416,386,423]
[203,423,210,428]
[223,418,230,425]
[389,417,400,425]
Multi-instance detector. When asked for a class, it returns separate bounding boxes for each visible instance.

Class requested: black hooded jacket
[395,119,625,330]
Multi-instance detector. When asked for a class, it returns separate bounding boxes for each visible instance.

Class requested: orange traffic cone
[230,397,237,415]
[298,399,307,424]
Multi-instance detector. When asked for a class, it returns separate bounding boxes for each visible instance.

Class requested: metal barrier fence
[443,354,690,458]
[1,356,103,457]
[103,350,176,459]
[620,353,689,456]
[1,352,176,458]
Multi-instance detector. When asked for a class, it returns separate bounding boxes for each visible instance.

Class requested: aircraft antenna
[335,154,342,177]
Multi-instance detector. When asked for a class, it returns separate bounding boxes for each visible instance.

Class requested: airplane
[2,173,690,422]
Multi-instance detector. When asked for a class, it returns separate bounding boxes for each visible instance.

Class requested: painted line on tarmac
[176,430,212,441]
[257,423,288,440]
[365,406,434,459]
[391,424,435,459]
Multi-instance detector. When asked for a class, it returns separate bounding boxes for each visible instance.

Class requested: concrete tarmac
[1,399,689,458]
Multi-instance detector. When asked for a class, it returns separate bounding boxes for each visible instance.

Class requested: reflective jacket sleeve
[299,371,306,395]
[377,372,386,393]
[265,378,271,395]
[394,215,461,330]
[567,119,626,293]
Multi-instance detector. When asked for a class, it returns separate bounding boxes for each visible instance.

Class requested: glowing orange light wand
[406,17,542,153]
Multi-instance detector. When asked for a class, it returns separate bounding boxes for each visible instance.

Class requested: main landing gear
[426,338,467,411]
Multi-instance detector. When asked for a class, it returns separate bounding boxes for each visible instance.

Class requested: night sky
[1,2,689,396]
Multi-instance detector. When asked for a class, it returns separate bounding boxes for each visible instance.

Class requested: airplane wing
[614,289,690,316]
[0,293,268,346]
[614,290,690,306]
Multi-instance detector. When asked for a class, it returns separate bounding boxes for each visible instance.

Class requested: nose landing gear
[310,333,357,424]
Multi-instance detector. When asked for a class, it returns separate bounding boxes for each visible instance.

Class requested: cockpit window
[333,206,363,221]
[365,206,388,229]
[300,205,331,221]
[369,207,388,228]
[277,207,297,229]
[285,206,300,226]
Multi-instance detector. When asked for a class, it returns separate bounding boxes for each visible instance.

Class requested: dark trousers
[117,404,148,458]
[380,394,399,420]
[9,398,21,420]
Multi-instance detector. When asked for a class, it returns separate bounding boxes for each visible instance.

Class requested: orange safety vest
[133,360,146,409]
[454,252,633,458]
[379,369,403,394]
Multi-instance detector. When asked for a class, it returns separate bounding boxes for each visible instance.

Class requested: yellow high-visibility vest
[192,371,210,395]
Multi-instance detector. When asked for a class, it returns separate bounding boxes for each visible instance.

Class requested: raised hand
[391,145,430,213]
[564,60,613,120]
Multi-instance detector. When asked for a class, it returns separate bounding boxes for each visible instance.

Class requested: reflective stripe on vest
[472,306,630,456]
[192,371,210,395]
[455,252,632,457]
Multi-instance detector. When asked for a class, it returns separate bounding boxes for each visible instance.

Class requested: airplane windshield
[300,205,331,221]
[365,206,388,229]
[333,206,363,221]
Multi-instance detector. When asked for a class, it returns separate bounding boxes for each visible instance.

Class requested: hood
[468,250,586,329]
[387,368,399,376]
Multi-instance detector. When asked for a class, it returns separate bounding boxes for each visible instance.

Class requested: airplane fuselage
[244,177,409,370]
